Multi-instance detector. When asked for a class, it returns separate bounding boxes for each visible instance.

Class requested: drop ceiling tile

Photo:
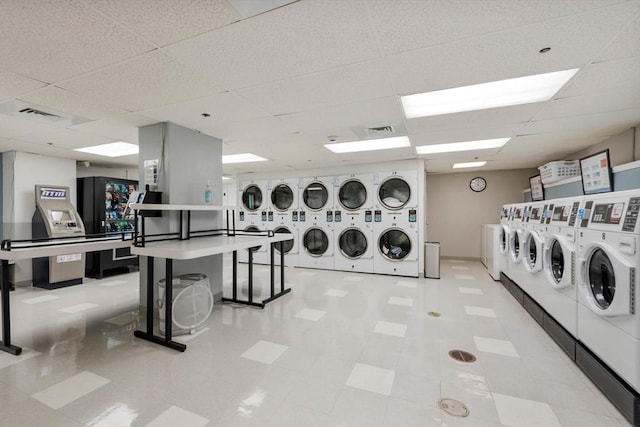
[167,0,380,89]
[0,70,47,103]
[59,51,221,111]
[385,2,639,96]
[19,86,126,121]
[227,0,298,19]
[69,113,158,143]
[595,13,640,62]
[535,86,640,121]
[235,59,395,115]
[408,124,523,147]
[559,56,640,97]
[202,115,293,141]
[0,0,154,83]
[86,0,240,47]
[142,91,270,132]
[524,109,640,135]
[368,0,626,55]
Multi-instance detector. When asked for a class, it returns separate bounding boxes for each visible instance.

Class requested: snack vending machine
[77,177,139,278]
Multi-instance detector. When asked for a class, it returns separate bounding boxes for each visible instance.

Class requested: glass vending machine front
[105,181,137,235]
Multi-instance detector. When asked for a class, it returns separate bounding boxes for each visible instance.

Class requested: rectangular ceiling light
[416,138,509,155]
[222,153,267,164]
[74,141,138,157]
[401,68,580,118]
[325,136,410,153]
[453,161,487,169]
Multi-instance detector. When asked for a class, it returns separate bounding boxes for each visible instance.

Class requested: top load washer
[576,189,640,392]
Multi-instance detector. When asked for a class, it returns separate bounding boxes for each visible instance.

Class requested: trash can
[424,242,440,279]
[158,273,214,336]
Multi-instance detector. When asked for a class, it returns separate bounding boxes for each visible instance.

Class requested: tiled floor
[0,260,631,426]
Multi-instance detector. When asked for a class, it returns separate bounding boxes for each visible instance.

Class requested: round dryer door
[339,179,367,211]
[378,177,410,210]
[548,239,565,285]
[338,228,368,259]
[303,227,329,256]
[378,228,411,261]
[509,230,523,262]
[499,226,509,254]
[273,226,294,254]
[271,184,294,211]
[303,182,328,211]
[242,184,263,211]
[587,248,616,310]
[244,226,262,251]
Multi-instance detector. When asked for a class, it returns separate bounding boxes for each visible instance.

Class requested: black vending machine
[77,177,139,278]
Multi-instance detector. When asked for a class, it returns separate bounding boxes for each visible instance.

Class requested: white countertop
[131,234,292,260]
[0,238,133,261]
[130,203,238,211]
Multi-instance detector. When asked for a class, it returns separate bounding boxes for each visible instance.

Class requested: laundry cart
[158,274,214,336]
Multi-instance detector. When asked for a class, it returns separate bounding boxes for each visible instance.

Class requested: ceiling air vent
[367,125,395,136]
[18,107,62,119]
[0,100,88,127]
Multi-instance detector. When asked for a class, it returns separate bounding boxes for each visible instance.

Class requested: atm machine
[32,185,86,289]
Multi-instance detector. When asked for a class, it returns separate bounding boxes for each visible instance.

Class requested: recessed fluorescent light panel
[453,161,487,169]
[222,153,267,164]
[401,68,579,118]
[325,136,410,153]
[416,138,509,155]
[74,142,138,157]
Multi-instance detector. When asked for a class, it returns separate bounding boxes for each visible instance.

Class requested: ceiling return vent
[0,100,90,127]
[366,125,395,137]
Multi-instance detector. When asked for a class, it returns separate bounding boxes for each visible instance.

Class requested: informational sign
[144,159,159,187]
[529,175,544,201]
[580,150,612,195]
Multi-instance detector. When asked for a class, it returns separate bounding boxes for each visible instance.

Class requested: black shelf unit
[77,176,139,278]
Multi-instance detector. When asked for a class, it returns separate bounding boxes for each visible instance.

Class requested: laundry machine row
[236,170,421,277]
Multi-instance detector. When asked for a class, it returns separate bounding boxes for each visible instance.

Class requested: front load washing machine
[576,189,640,392]
[298,177,334,270]
[498,204,514,278]
[521,202,546,299]
[507,204,528,289]
[373,209,419,277]
[537,196,584,337]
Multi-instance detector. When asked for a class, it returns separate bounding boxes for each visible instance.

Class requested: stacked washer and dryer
[238,179,269,264]
[373,170,420,277]
[298,176,335,270]
[333,174,375,273]
[268,178,300,266]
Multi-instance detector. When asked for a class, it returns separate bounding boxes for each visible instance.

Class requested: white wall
[2,151,77,284]
[569,126,638,166]
[426,168,537,259]
[76,164,139,181]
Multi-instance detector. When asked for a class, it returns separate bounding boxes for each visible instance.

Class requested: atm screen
[49,210,72,221]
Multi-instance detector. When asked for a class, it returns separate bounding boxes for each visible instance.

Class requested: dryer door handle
[618,236,636,255]
[578,258,586,285]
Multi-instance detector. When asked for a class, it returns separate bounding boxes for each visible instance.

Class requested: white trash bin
[158,273,214,336]
[424,242,440,279]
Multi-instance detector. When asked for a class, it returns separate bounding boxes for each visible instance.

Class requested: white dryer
[299,177,334,270]
[271,219,299,267]
[268,178,299,223]
[335,174,374,211]
[238,179,268,228]
[538,196,585,337]
[238,224,269,265]
[334,210,374,273]
[373,209,419,277]
[576,189,640,392]
[374,170,418,213]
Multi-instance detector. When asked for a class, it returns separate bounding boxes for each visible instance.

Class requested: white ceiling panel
[276,96,404,134]
[19,86,126,121]
[408,124,523,147]
[523,109,640,135]
[59,51,221,112]
[235,59,395,116]
[0,70,47,103]
[68,113,158,144]
[594,8,640,62]
[167,0,380,90]
[535,86,640,121]
[0,0,154,83]
[86,0,240,47]
[386,2,638,96]
[141,91,270,132]
[367,0,625,56]
[202,115,293,142]
[227,0,298,19]
[559,56,640,97]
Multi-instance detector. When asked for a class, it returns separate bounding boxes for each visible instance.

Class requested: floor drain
[448,349,477,363]
[427,311,441,317]
[439,398,470,417]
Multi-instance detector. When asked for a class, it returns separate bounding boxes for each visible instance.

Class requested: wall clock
[469,176,487,192]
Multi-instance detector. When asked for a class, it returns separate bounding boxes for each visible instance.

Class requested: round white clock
[470,177,487,192]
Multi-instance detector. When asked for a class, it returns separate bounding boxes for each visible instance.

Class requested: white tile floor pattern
[0,263,631,426]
